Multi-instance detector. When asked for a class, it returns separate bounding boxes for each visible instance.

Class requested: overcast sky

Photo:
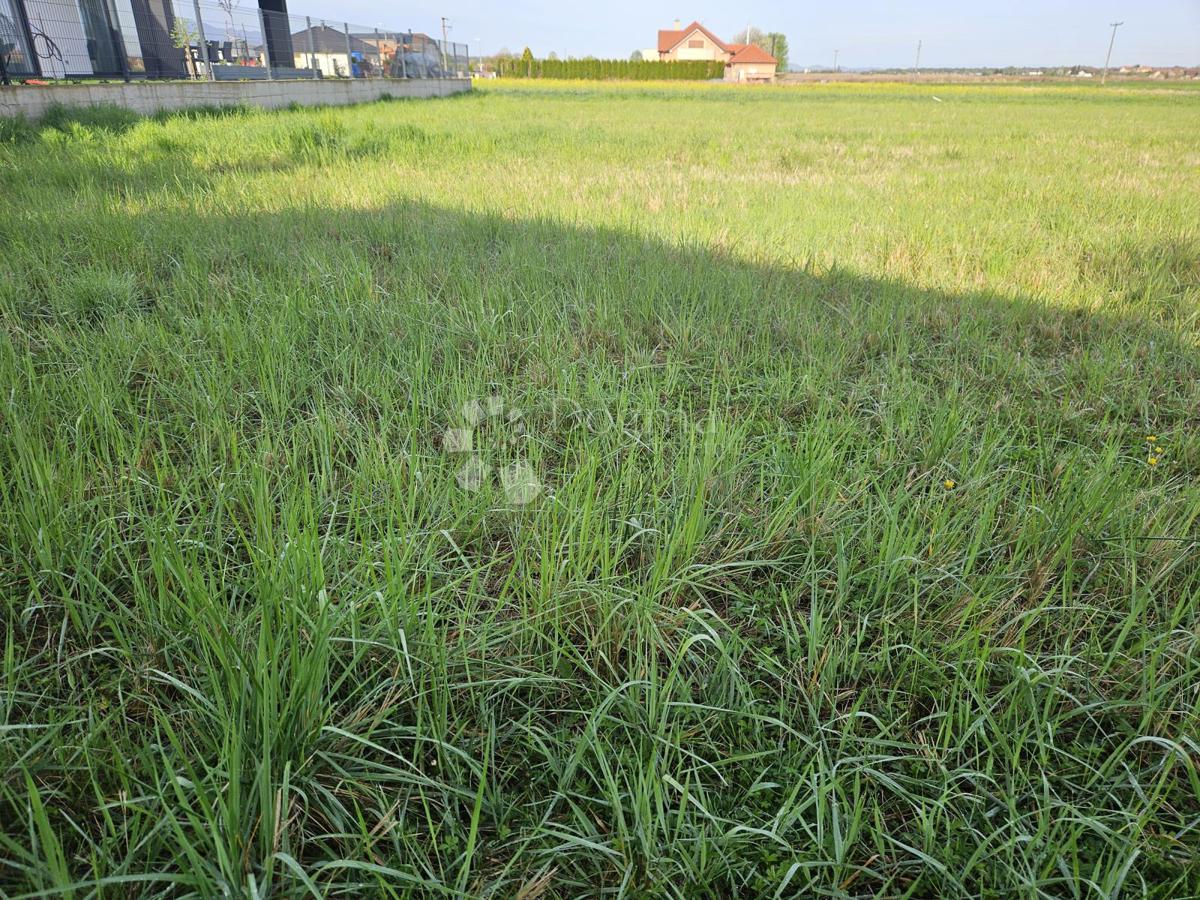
[333,0,1199,69]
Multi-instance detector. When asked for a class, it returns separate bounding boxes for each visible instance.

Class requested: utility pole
[195,0,215,80]
[1101,21,1123,84]
[833,49,838,72]
[305,16,316,78]
[914,39,921,75]
[440,16,450,73]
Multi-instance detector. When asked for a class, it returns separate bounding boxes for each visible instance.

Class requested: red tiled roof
[657,21,730,54]
[727,43,777,65]
[657,29,686,53]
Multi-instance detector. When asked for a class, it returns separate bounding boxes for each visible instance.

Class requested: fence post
[305,16,316,78]
[193,0,214,80]
[465,44,471,79]
[399,31,407,78]
[343,21,352,78]
[373,28,381,78]
[257,7,272,79]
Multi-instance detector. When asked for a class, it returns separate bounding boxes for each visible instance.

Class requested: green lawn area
[1,80,1198,897]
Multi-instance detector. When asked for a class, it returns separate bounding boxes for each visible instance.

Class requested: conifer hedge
[495,58,725,80]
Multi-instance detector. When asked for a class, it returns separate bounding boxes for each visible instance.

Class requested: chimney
[673,19,681,30]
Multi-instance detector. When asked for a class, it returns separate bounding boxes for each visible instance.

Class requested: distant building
[1116,64,1199,80]
[656,19,776,82]
[362,31,453,78]
[723,43,777,82]
[290,24,373,77]
[256,29,452,79]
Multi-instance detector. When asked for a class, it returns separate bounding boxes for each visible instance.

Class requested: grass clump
[0,82,1198,897]
[48,269,141,324]
[0,114,36,144]
[38,101,142,136]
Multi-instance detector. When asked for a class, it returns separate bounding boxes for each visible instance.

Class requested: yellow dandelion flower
[943,478,956,490]
[1147,456,1159,466]
[1145,435,1157,443]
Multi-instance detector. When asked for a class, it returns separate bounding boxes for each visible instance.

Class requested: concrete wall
[0,77,470,120]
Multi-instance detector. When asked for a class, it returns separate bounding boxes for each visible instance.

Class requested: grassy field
[1,80,1198,897]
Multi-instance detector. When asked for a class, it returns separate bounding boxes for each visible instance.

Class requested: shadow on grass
[55,194,1200,417]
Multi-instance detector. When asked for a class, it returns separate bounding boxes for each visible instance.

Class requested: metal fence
[0,0,468,84]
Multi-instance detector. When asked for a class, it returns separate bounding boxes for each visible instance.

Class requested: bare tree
[731,26,764,46]
[215,0,240,46]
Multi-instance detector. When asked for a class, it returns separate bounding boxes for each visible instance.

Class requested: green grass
[1,80,1198,897]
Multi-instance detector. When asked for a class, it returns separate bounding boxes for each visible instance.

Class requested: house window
[687,39,703,48]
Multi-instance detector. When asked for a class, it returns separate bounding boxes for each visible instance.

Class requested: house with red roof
[656,19,777,82]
